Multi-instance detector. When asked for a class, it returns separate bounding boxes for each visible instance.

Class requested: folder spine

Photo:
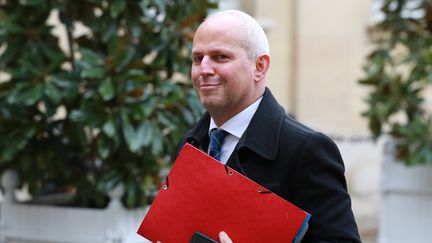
[293,214,311,243]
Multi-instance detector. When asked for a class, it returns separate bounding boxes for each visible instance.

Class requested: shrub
[0,0,216,207]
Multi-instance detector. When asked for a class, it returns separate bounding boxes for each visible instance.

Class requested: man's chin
[201,99,223,111]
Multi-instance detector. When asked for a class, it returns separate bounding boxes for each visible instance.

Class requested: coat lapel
[181,88,286,169]
[230,88,286,163]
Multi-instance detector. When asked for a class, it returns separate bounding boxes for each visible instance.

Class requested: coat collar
[185,88,285,161]
[184,111,211,151]
[236,88,285,160]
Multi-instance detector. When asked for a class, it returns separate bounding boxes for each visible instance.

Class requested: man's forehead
[193,21,245,46]
[200,15,243,32]
[192,32,246,54]
[192,45,234,55]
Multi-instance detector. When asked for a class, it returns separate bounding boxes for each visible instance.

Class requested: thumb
[219,231,233,243]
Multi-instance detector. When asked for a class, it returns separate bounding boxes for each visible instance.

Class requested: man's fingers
[219,231,233,243]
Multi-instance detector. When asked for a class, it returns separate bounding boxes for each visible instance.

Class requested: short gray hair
[205,10,270,59]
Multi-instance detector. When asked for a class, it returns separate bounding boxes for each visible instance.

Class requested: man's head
[191,10,270,126]
[206,10,270,60]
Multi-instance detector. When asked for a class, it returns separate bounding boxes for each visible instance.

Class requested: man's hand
[219,231,233,243]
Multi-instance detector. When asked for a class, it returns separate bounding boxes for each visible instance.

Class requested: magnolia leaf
[122,112,140,153]
[45,82,61,104]
[122,116,153,152]
[0,126,37,162]
[107,36,119,57]
[102,118,116,138]
[157,112,176,131]
[97,137,110,159]
[151,126,163,157]
[81,67,105,79]
[136,122,153,147]
[79,48,104,66]
[98,78,115,101]
[101,21,118,43]
[97,170,122,192]
[0,40,24,65]
[114,46,136,72]
[125,180,138,208]
[69,110,85,122]
[37,41,65,64]
[7,84,44,106]
[110,0,126,18]
[181,108,195,125]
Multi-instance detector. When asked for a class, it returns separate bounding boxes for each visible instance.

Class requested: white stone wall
[252,0,373,137]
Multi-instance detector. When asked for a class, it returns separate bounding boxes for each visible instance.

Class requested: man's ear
[254,54,270,82]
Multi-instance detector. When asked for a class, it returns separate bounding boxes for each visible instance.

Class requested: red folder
[137,143,310,243]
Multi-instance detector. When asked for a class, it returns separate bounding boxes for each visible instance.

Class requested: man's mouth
[200,82,221,90]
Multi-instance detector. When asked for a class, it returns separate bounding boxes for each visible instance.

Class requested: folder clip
[163,176,169,190]
[257,186,271,194]
[224,164,233,176]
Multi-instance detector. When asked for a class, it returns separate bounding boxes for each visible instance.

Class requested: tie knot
[209,128,227,161]
[210,128,226,141]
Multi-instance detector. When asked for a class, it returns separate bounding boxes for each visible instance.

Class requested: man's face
[191,17,257,124]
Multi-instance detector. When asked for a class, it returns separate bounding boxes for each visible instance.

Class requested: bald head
[202,10,270,60]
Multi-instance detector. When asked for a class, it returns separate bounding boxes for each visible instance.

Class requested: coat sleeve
[291,132,361,243]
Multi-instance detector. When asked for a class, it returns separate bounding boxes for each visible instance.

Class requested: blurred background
[1,0,431,242]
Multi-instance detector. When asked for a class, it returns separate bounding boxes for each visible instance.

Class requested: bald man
[176,10,361,243]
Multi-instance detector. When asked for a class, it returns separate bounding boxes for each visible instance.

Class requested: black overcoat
[175,88,361,243]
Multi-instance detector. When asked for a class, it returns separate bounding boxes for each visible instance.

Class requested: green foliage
[359,0,432,165]
[0,0,216,207]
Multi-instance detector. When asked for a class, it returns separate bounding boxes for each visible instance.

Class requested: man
[176,10,361,243]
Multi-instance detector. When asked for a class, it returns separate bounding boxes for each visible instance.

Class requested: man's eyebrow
[209,48,232,53]
[192,50,202,55]
[192,48,232,55]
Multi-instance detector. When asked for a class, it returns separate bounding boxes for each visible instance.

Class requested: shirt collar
[209,97,263,139]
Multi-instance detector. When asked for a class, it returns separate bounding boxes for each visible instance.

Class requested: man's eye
[214,55,229,61]
[193,56,203,64]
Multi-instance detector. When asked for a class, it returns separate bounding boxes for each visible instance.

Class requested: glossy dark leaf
[81,67,105,79]
[136,121,153,147]
[101,20,118,43]
[97,136,110,159]
[125,179,138,208]
[7,83,44,106]
[157,111,177,131]
[79,48,104,66]
[102,118,117,138]
[98,78,115,101]
[122,110,140,153]
[110,0,126,18]
[0,40,24,65]
[69,110,85,122]
[0,126,37,163]
[151,126,163,157]
[181,108,195,125]
[114,46,136,72]
[44,82,61,104]
[97,170,122,192]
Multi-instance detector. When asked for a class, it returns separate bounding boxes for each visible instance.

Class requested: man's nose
[200,56,214,75]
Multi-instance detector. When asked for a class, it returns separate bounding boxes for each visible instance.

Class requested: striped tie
[209,128,226,161]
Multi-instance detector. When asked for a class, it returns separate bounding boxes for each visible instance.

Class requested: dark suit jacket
[175,88,361,243]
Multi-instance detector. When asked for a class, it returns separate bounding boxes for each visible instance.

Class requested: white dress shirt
[208,97,263,164]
